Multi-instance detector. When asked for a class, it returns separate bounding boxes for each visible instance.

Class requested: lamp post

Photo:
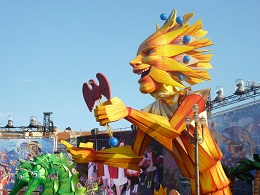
[185,104,206,195]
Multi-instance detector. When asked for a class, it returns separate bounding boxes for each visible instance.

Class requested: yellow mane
[138,9,213,88]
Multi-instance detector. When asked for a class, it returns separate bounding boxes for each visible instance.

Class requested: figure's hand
[94,97,129,126]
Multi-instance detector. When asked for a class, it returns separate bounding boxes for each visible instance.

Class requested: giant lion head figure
[130,10,213,99]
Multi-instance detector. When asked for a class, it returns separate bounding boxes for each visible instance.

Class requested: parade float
[0,138,56,194]
[89,9,231,194]
[9,153,86,195]
[10,8,233,195]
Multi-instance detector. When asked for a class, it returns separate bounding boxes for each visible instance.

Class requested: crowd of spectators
[87,143,164,195]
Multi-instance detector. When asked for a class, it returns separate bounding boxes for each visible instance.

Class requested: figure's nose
[129,55,142,68]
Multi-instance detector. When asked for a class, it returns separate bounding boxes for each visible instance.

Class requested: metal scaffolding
[0,112,55,138]
[207,81,260,116]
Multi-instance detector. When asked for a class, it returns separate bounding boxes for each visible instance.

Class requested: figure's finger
[99,122,106,126]
[97,115,109,120]
[100,99,113,106]
[99,119,110,126]
[94,104,105,111]
[95,115,107,123]
[94,108,107,117]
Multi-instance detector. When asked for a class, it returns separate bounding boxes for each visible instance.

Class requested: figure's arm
[125,107,180,139]
[94,91,209,146]
[94,97,180,139]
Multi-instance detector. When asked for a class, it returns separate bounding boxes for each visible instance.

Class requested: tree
[222,159,254,193]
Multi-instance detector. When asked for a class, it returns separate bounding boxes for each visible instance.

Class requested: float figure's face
[129,10,213,97]
[130,48,164,94]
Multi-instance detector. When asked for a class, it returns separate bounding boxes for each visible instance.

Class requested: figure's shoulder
[177,88,210,105]
[140,88,210,116]
[187,88,210,103]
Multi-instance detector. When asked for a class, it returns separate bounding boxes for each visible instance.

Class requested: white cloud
[40,78,48,82]
[0,112,10,118]
[20,78,32,82]
[56,94,63,99]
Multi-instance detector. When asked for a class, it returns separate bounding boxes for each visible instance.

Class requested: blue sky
[0,1,259,132]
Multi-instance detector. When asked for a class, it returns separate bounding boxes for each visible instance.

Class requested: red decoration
[82,73,111,112]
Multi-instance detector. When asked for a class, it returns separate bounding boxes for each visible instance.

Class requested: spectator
[110,141,127,195]
[88,162,97,182]
[125,168,140,194]
[139,148,149,186]
[146,146,157,189]
[97,147,112,194]
[156,154,164,187]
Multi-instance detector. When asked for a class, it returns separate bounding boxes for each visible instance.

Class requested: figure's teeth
[143,68,149,72]
[137,68,149,75]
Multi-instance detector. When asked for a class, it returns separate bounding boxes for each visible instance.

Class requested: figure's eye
[18,174,23,179]
[146,49,155,56]
[32,172,38,178]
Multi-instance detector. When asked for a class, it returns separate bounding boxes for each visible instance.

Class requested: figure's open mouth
[137,67,150,78]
